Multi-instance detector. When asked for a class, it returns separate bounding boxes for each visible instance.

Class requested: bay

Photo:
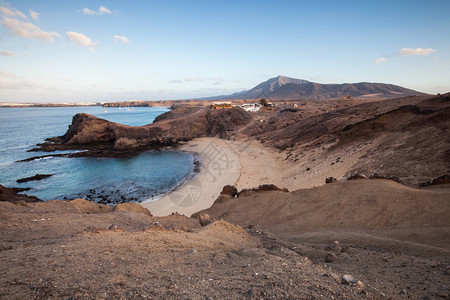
[0,106,194,204]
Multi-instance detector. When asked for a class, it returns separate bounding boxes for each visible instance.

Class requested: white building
[240,103,262,112]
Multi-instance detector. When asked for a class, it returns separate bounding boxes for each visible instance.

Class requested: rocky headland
[31,106,253,157]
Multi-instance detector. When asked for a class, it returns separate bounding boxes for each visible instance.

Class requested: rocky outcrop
[237,184,289,197]
[419,174,450,188]
[33,107,253,157]
[325,177,337,184]
[347,173,367,180]
[197,213,213,227]
[368,173,402,184]
[113,202,152,216]
[220,185,238,197]
[16,174,53,183]
[0,185,42,203]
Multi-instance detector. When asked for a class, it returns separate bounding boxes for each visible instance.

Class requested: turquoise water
[0,106,194,203]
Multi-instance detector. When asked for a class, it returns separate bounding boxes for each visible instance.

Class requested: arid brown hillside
[1,199,386,299]
[198,179,450,299]
[243,94,449,186]
[200,180,450,233]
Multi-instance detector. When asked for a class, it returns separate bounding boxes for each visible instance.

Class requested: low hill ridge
[205,75,426,100]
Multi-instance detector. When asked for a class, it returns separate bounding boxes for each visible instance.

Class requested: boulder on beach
[220,185,238,197]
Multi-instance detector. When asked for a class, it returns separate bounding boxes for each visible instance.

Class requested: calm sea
[0,106,194,204]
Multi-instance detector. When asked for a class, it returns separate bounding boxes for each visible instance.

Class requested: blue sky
[0,0,449,102]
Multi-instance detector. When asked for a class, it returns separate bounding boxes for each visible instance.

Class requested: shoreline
[143,151,203,203]
[141,137,242,217]
[141,134,393,217]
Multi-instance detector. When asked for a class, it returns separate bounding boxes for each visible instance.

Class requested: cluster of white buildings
[211,101,275,112]
[240,103,262,112]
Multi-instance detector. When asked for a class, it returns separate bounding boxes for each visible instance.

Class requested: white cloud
[82,7,95,15]
[398,48,436,56]
[51,32,61,38]
[0,50,17,56]
[15,9,27,19]
[113,35,129,43]
[82,6,112,15]
[29,9,40,21]
[374,57,388,64]
[66,31,99,50]
[2,17,54,42]
[375,47,437,63]
[0,70,16,78]
[98,6,112,14]
[0,6,16,17]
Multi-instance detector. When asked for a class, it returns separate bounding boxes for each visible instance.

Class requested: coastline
[142,134,389,217]
[142,137,242,216]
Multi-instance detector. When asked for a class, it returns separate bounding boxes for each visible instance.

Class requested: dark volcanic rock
[419,174,450,188]
[32,107,253,157]
[347,173,367,180]
[368,173,402,184]
[325,177,337,184]
[0,185,41,203]
[16,174,53,183]
[238,184,289,197]
[206,107,253,139]
[220,185,238,197]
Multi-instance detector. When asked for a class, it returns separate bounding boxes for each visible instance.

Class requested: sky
[0,0,449,103]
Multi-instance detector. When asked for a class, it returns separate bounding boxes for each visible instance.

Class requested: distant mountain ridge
[205,75,426,100]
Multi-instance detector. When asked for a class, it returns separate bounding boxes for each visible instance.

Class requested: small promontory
[34,106,253,157]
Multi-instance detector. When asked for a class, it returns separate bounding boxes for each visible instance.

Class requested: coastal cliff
[35,106,253,156]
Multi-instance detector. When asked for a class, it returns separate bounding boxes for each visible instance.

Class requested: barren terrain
[1,93,449,299]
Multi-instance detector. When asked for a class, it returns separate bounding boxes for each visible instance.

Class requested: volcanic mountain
[207,75,426,100]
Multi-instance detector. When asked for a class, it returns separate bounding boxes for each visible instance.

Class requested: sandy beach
[142,134,386,216]
[142,137,242,216]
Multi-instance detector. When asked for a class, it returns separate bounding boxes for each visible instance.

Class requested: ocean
[0,106,195,204]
